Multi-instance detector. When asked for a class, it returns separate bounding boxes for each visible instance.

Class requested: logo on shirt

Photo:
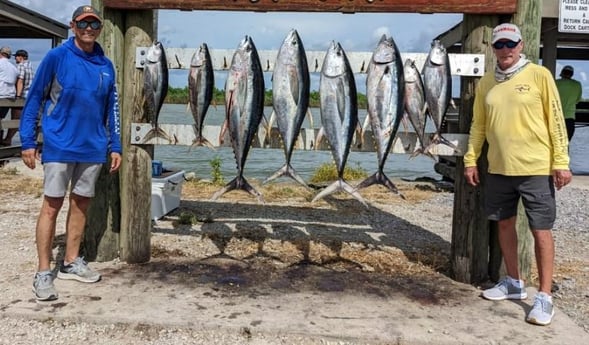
[514,84,530,93]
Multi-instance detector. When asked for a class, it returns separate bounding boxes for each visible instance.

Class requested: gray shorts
[43,163,102,198]
[485,174,556,230]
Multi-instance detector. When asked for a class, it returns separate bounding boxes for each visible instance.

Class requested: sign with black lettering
[559,0,589,33]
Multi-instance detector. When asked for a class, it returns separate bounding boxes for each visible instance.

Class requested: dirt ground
[0,161,587,344]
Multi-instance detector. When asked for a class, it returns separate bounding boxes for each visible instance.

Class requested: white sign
[559,0,589,33]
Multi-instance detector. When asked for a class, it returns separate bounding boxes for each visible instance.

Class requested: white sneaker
[526,292,554,326]
[482,277,527,301]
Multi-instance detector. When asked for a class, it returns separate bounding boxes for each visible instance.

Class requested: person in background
[463,23,571,326]
[2,49,33,146]
[0,46,18,145]
[555,65,582,142]
[19,5,122,301]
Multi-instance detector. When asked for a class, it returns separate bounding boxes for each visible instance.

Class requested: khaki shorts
[485,174,556,230]
[43,163,102,198]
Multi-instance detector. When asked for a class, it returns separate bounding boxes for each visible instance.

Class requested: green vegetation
[308,162,368,184]
[165,86,367,109]
[209,156,225,185]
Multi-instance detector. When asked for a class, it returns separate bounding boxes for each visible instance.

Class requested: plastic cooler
[151,170,185,220]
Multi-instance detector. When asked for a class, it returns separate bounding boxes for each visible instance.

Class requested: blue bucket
[152,160,163,177]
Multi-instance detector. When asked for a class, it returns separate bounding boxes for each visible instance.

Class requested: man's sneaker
[33,271,58,301]
[482,277,527,301]
[57,257,101,283]
[526,292,555,326]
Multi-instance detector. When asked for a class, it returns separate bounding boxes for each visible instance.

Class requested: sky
[3,0,589,97]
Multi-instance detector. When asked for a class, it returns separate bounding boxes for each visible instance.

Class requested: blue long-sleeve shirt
[19,37,121,163]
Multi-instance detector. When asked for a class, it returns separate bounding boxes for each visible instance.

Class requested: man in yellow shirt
[463,23,572,326]
[555,65,582,141]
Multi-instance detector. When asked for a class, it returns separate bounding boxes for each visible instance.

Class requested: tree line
[165,86,368,108]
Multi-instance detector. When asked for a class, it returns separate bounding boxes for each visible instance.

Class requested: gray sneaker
[57,257,101,283]
[482,277,527,301]
[33,271,58,301]
[526,292,555,326]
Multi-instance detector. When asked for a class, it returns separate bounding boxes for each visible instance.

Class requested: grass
[308,162,368,184]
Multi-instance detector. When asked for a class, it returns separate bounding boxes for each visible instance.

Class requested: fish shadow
[146,195,460,303]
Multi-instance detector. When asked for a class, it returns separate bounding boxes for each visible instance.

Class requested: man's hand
[21,148,40,169]
[109,152,122,174]
[464,166,480,186]
[553,169,572,190]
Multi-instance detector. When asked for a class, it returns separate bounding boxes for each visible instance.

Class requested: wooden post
[451,15,499,283]
[512,0,543,283]
[83,0,125,262]
[118,10,156,263]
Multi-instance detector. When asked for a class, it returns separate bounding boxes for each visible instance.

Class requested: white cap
[492,23,522,44]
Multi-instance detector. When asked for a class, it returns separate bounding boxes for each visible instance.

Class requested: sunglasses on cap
[75,20,102,30]
[493,40,520,50]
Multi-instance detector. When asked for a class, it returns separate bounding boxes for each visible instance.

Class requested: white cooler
[151,170,185,220]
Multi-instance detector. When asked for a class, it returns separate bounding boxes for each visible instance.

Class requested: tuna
[403,59,433,160]
[213,36,265,202]
[188,43,214,149]
[355,35,405,198]
[422,40,459,154]
[263,29,310,187]
[312,41,367,207]
[143,41,173,144]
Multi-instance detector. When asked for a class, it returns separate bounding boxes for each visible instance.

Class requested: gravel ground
[0,162,587,344]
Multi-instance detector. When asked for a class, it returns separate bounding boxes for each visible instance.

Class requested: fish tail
[141,126,174,144]
[189,135,215,151]
[263,163,308,188]
[425,133,461,155]
[355,172,405,199]
[211,176,264,203]
[312,179,368,207]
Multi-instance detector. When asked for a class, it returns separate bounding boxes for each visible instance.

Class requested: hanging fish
[143,41,173,144]
[188,43,214,149]
[355,35,405,198]
[213,36,265,202]
[422,40,459,154]
[403,59,434,160]
[263,29,310,187]
[312,41,367,207]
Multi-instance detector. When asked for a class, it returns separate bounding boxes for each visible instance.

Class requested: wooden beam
[104,0,517,14]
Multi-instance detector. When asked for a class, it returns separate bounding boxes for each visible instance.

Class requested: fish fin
[141,126,173,144]
[424,133,461,155]
[312,179,368,208]
[355,172,405,199]
[211,176,264,203]
[263,163,308,188]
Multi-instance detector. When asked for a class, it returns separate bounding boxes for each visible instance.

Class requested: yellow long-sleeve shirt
[463,63,570,175]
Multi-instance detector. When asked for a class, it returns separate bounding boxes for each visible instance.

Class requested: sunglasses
[493,40,520,49]
[75,20,102,30]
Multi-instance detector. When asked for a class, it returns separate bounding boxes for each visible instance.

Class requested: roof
[0,0,68,40]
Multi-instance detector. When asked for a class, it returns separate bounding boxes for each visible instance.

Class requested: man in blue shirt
[19,5,122,301]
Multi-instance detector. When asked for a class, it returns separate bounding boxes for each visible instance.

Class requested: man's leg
[497,216,520,280]
[532,230,554,294]
[36,196,65,271]
[33,195,64,301]
[63,193,92,264]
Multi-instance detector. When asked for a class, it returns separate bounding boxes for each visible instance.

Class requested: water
[570,126,589,175]
[155,104,442,182]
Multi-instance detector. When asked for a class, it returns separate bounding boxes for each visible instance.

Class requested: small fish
[403,59,433,160]
[213,36,265,202]
[188,43,214,149]
[355,35,405,199]
[264,29,310,188]
[422,40,459,154]
[312,41,366,207]
[143,41,173,144]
